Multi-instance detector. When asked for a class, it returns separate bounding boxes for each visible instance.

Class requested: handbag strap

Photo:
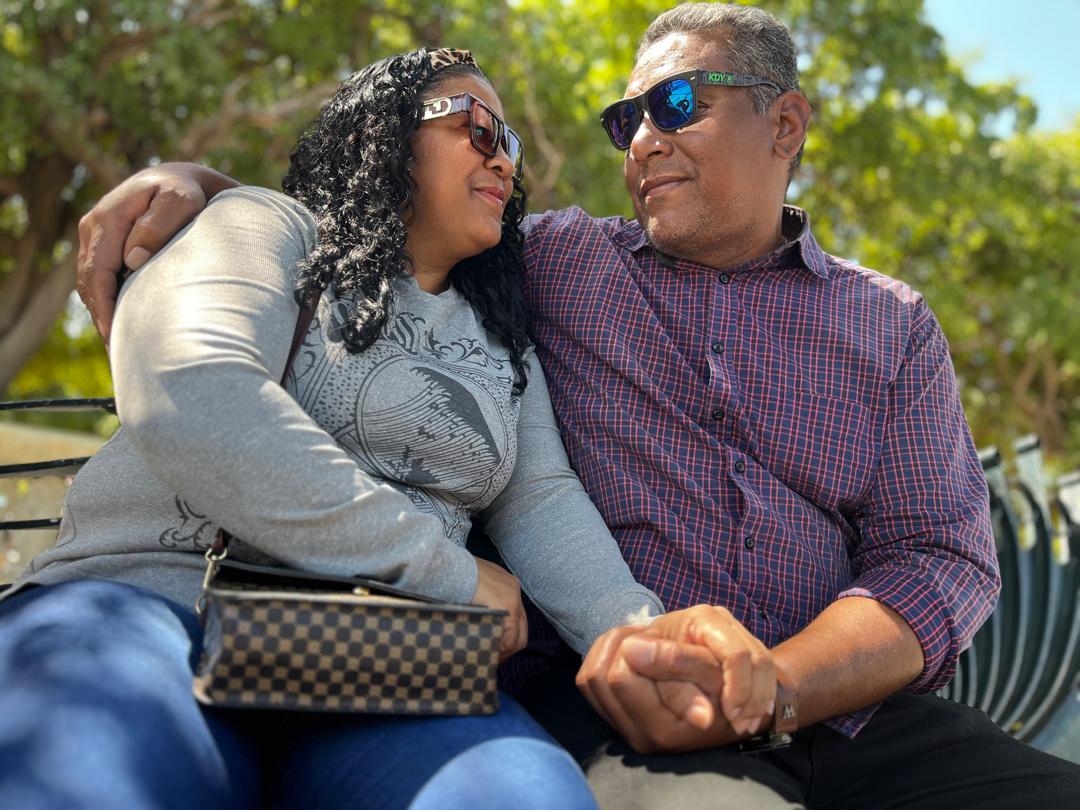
[282,294,318,387]
[210,293,318,560]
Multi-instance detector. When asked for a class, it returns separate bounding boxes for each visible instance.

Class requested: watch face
[737,732,793,755]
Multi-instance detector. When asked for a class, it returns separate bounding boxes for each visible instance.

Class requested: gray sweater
[14,187,661,653]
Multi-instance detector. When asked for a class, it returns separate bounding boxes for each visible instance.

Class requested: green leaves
[4,0,1079,467]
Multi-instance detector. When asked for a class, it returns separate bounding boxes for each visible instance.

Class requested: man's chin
[642,219,693,259]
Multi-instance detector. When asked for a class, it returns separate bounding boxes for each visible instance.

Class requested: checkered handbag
[193,556,506,715]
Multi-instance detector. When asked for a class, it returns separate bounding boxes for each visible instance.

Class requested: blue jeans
[0,580,597,809]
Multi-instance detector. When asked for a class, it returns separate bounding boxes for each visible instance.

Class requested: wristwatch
[774,679,798,735]
[737,678,798,754]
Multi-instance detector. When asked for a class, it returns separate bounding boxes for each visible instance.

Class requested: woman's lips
[474,187,505,208]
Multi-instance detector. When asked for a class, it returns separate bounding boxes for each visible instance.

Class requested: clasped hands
[577,605,778,754]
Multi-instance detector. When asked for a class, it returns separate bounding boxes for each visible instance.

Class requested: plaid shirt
[519,205,999,736]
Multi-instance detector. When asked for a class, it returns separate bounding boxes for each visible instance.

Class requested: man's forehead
[626,31,731,95]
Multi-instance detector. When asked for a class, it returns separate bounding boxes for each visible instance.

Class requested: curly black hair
[282,49,531,393]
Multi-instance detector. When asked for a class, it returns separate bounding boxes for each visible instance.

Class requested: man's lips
[639,176,689,200]
[474,186,506,207]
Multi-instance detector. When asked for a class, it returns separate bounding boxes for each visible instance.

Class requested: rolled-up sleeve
[839,302,1000,692]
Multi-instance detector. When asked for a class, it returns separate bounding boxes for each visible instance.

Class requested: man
[76,3,1080,807]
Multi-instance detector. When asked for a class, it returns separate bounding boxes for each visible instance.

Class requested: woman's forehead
[429,74,503,117]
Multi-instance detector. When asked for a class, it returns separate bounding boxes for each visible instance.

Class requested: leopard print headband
[426,47,478,73]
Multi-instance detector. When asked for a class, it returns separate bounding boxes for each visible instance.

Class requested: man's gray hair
[638,3,803,171]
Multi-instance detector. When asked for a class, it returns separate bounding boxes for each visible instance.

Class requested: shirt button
[759,607,768,619]
[711,408,725,420]
[734,460,746,473]
[718,272,730,284]
[711,341,725,354]
[744,537,755,550]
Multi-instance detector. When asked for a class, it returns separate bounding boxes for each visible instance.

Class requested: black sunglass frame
[600,70,784,150]
[420,93,524,180]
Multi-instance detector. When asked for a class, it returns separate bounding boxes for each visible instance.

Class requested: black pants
[518,662,1080,809]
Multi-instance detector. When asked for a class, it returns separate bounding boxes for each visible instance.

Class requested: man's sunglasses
[421,93,525,181]
[600,70,783,150]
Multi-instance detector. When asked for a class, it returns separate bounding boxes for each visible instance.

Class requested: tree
[0,0,387,391]
[4,0,1080,468]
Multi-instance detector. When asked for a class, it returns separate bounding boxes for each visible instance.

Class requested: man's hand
[472,557,528,662]
[76,162,238,344]
[576,605,777,754]
[644,605,777,733]
[578,626,747,754]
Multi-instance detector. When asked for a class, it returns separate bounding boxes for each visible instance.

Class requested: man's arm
[77,163,238,343]
[578,596,922,754]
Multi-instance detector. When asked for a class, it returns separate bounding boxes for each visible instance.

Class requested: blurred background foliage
[2,0,1079,467]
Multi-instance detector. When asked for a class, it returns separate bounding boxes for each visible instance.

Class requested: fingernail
[766,699,775,717]
[687,699,712,729]
[621,636,656,666]
[729,705,741,720]
[125,247,150,269]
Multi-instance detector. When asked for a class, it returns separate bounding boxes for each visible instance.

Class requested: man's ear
[773,92,811,162]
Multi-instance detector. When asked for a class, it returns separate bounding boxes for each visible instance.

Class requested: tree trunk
[0,242,78,391]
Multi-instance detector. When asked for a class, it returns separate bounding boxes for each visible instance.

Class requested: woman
[0,48,662,809]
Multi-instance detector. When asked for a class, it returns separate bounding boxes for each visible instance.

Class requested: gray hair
[638,2,803,172]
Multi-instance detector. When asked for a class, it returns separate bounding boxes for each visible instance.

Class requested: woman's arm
[478,359,664,653]
[112,186,479,603]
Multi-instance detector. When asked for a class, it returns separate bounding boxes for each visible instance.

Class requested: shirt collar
[610,205,831,280]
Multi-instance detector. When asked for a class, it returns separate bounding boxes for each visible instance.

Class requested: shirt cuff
[836,570,957,693]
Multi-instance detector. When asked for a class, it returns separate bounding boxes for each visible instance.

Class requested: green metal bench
[3,398,1079,760]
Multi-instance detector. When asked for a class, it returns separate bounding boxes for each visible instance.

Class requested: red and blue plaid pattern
[521,206,1000,736]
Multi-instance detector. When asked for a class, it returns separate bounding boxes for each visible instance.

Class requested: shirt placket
[708,269,777,642]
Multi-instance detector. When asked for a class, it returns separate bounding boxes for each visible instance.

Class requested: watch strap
[773,679,798,735]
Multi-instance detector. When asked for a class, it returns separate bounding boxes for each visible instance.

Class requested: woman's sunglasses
[600,70,783,150]
[421,93,525,181]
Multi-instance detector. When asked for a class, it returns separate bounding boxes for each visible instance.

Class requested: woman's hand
[472,557,528,662]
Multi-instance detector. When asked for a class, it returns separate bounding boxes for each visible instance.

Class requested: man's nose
[628,113,674,163]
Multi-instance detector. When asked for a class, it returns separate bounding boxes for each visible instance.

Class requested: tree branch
[176,80,338,159]
[37,110,126,190]
[0,230,78,392]
[519,73,565,209]
[93,2,241,81]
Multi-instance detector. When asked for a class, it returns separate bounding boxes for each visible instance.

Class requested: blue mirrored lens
[648,78,694,129]
[607,101,641,148]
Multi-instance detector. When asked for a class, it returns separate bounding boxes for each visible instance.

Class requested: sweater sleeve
[479,358,664,654]
[110,186,478,603]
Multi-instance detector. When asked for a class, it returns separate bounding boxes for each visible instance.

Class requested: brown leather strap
[773,679,798,735]
[211,294,318,559]
[283,295,317,385]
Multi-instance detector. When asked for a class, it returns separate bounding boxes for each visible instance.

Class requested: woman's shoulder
[207,186,318,252]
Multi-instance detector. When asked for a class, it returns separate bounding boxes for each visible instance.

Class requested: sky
[923,0,1080,131]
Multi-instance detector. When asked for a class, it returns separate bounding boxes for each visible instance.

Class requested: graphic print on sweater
[290,298,521,544]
